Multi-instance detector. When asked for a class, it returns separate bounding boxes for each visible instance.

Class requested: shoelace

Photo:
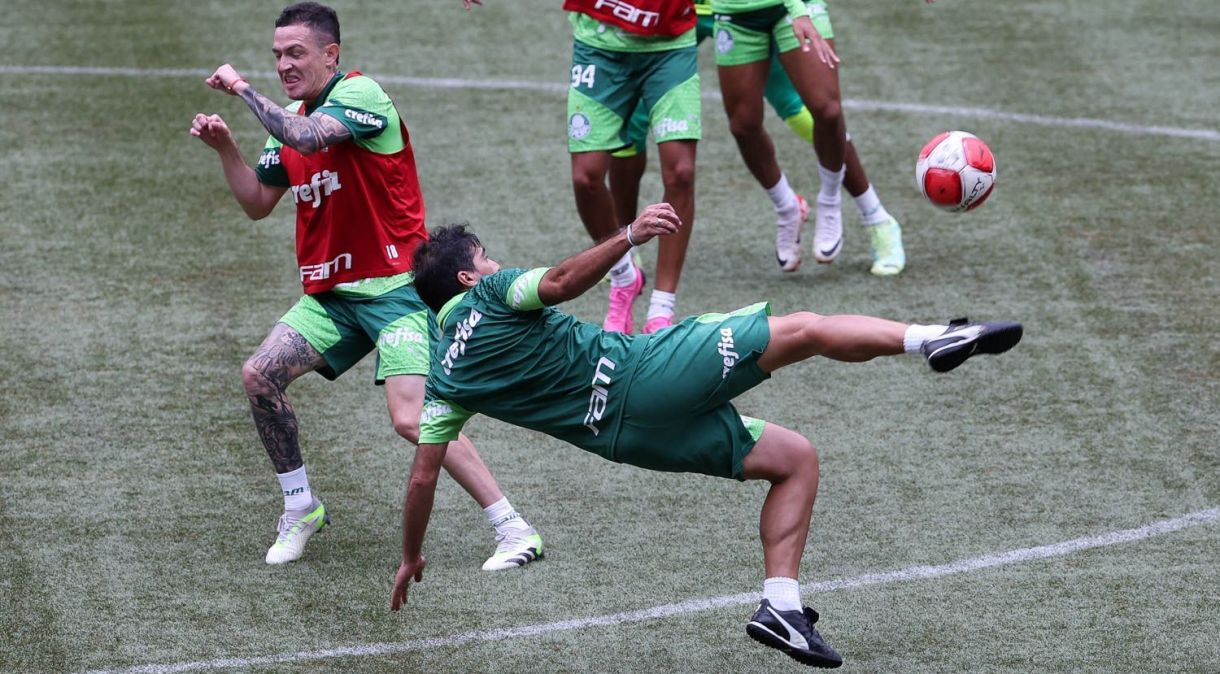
[275,513,306,543]
[776,217,800,248]
[492,529,534,554]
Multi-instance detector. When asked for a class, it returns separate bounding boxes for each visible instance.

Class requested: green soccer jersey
[419,268,648,460]
[569,12,696,52]
[710,0,809,17]
[255,72,405,188]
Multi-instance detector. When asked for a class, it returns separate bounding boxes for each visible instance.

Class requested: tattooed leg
[241,323,327,473]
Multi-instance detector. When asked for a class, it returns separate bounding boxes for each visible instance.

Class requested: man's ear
[324,43,340,68]
[457,269,480,288]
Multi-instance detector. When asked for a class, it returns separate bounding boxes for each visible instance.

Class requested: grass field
[2,1,1218,672]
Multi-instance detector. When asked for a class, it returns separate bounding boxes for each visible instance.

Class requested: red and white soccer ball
[915,131,996,212]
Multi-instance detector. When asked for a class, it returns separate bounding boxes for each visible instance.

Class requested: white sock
[853,185,893,226]
[765,174,800,223]
[763,577,802,612]
[647,290,676,320]
[277,465,313,512]
[903,324,948,354]
[608,251,637,288]
[817,163,845,205]
[484,497,530,535]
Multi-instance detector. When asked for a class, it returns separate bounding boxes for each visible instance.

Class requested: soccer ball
[915,131,996,212]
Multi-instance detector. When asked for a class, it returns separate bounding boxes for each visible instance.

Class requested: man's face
[459,246,501,289]
[472,247,501,277]
[272,24,338,101]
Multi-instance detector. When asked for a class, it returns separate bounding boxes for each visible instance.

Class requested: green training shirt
[710,0,809,17]
[569,12,696,52]
[419,268,648,460]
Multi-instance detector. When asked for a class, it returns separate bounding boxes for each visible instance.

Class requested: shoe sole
[482,547,543,571]
[928,322,1023,373]
[746,623,843,668]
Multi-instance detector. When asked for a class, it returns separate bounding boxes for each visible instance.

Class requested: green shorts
[278,276,431,383]
[614,302,773,480]
[714,0,833,66]
[617,5,826,154]
[568,40,701,153]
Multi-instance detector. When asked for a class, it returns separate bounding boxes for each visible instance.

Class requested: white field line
[78,507,1220,674]
[2,65,1218,142]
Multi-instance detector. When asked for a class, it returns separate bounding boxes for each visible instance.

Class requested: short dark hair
[275,2,341,46]
[412,224,483,314]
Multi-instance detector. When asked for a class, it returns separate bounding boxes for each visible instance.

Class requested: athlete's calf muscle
[242,325,324,473]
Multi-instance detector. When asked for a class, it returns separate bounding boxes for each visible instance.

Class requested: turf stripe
[1,65,1216,142]
[77,507,1220,674]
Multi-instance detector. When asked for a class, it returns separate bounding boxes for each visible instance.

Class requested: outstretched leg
[757,313,1023,374]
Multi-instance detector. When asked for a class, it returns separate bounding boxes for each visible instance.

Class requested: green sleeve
[313,75,404,153]
[504,267,551,311]
[254,134,289,187]
[784,0,810,19]
[418,399,475,444]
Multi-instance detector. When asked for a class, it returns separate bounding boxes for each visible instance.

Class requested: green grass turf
[1,1,1218,672]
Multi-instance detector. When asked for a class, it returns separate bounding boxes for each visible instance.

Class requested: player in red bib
[190,2,543,570]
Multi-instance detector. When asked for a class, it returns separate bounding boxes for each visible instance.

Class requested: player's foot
[922,318,1024,373]
[746,600,843,668]
[482,527,544,571]
[812,198,843,263]
[643,315,673,334]
[265,499,329,565]
[776,194,810,272]
[868,217,906,276]
[603,265,645,333]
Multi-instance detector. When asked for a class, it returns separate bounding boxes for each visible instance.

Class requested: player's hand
[792,16,839,68]
[627,203,682,246]
[390,555,427,611]
[205,64,249,95]
[190,113,235,150]
[461,0,483,10]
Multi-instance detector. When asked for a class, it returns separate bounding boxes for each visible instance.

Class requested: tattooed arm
[236,85,353,155]
[205,64,352,155]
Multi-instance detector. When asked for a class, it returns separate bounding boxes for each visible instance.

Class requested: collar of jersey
[302,71,345,115]
[436,291,469,328]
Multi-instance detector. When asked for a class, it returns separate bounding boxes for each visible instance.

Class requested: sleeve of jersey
[504,267,551,311]
[784,0,812,20]
[418,398,476,444]
[314,76,393,141]
[254,135,289,187]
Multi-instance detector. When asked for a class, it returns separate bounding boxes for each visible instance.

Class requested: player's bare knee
[571,168,603,198]
[241,356,280,398]
[788,435,819,478]
[392,416,421,445]
[661,159,695,194]
[808,98,842,124]
[728,115,765,141]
